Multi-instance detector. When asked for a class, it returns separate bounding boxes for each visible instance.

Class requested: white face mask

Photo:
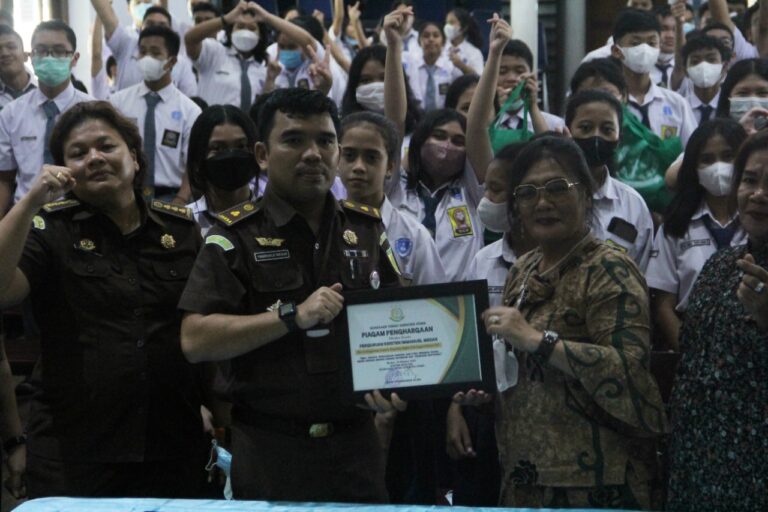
[355,82,385,113]
[477,197,510,233]
[687,61,724,88]
[443,23,459,42]
[619,43,660,74]
[698,161,734,197]
[729,96,768,120]
[231,30,260,52]
[138,55,168,82]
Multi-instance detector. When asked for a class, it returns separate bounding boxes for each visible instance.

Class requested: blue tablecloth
[14,498,632,512]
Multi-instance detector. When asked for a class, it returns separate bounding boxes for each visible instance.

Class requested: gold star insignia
[161,234,176,249]
[343,229,358,246]
[78,239,96,251]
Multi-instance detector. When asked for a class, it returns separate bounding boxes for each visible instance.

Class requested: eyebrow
[280,129,337,140]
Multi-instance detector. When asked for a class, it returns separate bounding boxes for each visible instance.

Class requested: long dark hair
[340,45,422,134]
[406,109,466,190]
[187,105,259,196]
[715,58,768,118]
[448,8,484,49]
[663,119,747,238]
[222,17,269,64]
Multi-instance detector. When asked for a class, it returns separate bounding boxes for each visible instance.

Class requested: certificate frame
[337,280,495,401]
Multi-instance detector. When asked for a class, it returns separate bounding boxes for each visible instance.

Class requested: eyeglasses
[513,178,580,205]
[31,47,74,59]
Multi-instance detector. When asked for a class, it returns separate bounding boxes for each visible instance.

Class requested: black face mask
[573,136,619,168]
[203,149,258,191]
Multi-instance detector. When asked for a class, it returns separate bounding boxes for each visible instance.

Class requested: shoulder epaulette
[42,198,80,213]
[150,200,194,221]
[341,200,381,220]
[215,201,259,226]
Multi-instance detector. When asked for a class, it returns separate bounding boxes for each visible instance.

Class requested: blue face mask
[132,2,153,22]
[683,22,696,34]
[279,49,303,71]
[32,56,72,87]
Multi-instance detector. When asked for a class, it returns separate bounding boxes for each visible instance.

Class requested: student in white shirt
[570,57,629,103]
[715,58,768,121]
[652,5,677,89]
[442,8,485,76]
[403,22,463,112]
[109,25,201,203]
[707,0,766,63]
[187,104,258,237]
[185,1,271,109]
[646,119,748,351]
[0,20,93,217]
[339,111,447,285]
[611,8,697,145]
[0,25,36,111]
[678,35,729,125]
[91,1,198,97]
[566,89,654,272]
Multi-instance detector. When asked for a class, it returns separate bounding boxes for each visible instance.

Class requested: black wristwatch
[278,301,299,333]
[534,330,559,363]
[2,434,26,454]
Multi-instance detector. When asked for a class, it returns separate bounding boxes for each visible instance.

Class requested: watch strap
[279,302,299,333]
[2,434,26,454]
[534,330,559,363]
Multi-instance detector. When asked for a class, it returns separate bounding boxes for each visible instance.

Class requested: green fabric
[615,105,683,212]
[488,81,534,154]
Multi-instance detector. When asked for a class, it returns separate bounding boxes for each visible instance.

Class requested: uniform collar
[593,174,620,201]
[501,236,517,264]
[418,53,450,71]
[380,196,395,228]
[138,80,175,102]
[0,71,37,95]
[262,186,339,227]
[689,90,720,109]
[226,45,256,61]
[691,200,738,227]
[630,81,664,107]
[33,81,75,110]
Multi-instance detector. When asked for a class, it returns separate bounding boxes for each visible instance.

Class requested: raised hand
[487,12,513,54]
[306,43,333,95]
[383,5,414,41]
[347,1,362,23]
[25,165,78,210]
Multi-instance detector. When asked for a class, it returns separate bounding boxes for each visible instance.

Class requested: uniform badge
[370,270,381,290]
[254,250,290,262]
[255,237,285,247]
[161,233,176,249]
[394,238,412,258]
[661,125,678,139]
[343,229,358,246]
[32,215,46,230]
[447,206,474,237]
[161,129,180,148]
[77,238,96,251]
[205,235,234,251]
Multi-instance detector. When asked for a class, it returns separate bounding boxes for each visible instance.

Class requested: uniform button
[314,242,320,251]
[169,269,178,277]
[136,339,145,348]
[86,264,95,273]
[128,276,137,285]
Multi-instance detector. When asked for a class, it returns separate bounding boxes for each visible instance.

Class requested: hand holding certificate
[338,281,495,401]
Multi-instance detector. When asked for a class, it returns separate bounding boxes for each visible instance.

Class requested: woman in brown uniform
[462,136,668,508]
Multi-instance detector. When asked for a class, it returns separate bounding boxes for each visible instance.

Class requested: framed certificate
[338,281,495,401]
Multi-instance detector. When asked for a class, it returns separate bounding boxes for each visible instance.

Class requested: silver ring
[489,315,501,325]
[755,281,766,294]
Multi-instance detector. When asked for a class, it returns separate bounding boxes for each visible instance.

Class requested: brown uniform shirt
[179,188,401,422]
[19,197,206,463]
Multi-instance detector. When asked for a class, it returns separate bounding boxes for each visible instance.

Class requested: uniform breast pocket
[66,257,116,317]
[251,259,305,303]
[339,249,378,290]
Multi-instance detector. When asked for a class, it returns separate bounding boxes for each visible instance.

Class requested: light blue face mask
[132,2,153,21]
[683,22,696,34]
[279,49,303,71]
[32,56,72,87]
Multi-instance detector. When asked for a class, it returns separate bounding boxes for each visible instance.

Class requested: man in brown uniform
[179,88,400,502]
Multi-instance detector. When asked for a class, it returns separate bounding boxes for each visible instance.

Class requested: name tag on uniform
[680,239,711,252]
[215,70,231,75]
[298,78,310,89]
[20,136,37,141]
[254,249,290,262]
[439,83,449,95]
[161,129,180,148]
[447,205,473,238]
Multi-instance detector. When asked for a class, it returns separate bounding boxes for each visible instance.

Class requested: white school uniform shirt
[194,39,267,107]
[645,202,747,312]
[108,25,198,97]
[732,27,759,63]
[465,236,517,308]
[0,72,36,111]
[627,81,697,145]
[650,58,675,89]
[386,163,485,282]
[498,109,566,132]
[581,43,612,63]
[381,197,447,285]
[109,81,201,189]
[0,83,93,203]
[591,174,654,273]
[273,41,347,108]
[442,40,484,75]
[403,53,462,111]
[683,87,721,126]
[91,68,116,101]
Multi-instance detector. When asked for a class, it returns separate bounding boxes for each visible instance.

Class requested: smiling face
[339,123,393,207]
[498,55,530,90]
[658,15,676,54]
[0,33,26,79]
[63,119,139,204]
[256,111,339,203]
[419,24,444,57]
[737,148,768,244]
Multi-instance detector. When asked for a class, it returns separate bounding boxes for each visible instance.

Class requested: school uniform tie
[702,215,739,250]
[143,92,162,191]
[42,100,60,165]
[239,58,252,113]
[656,63,671,88]
[425,65,437,111]
[629,100,652,130]
[419,187,447,238]
[698,104,714,123]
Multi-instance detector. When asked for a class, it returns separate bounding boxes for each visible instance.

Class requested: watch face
[279,302,296,317]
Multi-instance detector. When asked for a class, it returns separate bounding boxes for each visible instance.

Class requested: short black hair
[290,15,324,46]
[681,34,730,64]
[257,88,340,146]
[341,111,402,167]
[0,24,22,45]
[502,40,533,70]
[144,5,172,25]
[565,89,624,136]
[653,5,673,19]
[192,2,219,16]
[702,21,734,40]
[444,74,480,111]
[33,20,77,51]
[570,57,628,97]
[106,55,117,79]
[613,8,661,42]
[139,25,180,57]
[0,8,13,28]
[716,58,768,117]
